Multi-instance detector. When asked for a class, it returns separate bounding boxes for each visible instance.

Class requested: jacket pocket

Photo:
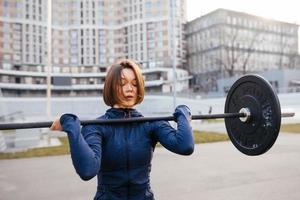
[94,191,108,200]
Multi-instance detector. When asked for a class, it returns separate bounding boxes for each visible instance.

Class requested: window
[15,77,21,84]
[71,56,78,64]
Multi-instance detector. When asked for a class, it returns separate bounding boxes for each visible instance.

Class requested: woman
[50,59,194,200]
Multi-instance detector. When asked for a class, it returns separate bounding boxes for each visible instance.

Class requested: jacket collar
[105,107,143,119]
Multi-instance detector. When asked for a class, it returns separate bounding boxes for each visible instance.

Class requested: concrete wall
[217,70,300,95]
[0,94,299,123]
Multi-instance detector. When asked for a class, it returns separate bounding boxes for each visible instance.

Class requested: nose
[125,83,134,91]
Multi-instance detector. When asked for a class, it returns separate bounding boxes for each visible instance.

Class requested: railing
[0,111,24,122]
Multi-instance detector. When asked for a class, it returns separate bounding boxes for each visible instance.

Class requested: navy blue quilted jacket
[60,105,194,200]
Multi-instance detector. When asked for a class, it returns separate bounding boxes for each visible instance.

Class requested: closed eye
[132,80,137,87]
[121,79,137,87]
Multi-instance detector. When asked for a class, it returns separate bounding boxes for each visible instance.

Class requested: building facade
[216,69,300,95]
[0,0,189,97]
[186,9,299,93]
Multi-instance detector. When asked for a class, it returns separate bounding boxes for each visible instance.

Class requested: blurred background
[0,1,300,200]
[0,0,299,152]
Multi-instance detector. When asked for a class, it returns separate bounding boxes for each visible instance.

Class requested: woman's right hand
[50,118,63,131]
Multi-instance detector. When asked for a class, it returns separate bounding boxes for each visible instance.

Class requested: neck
[113,105,134,109]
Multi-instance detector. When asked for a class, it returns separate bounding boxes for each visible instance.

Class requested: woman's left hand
[173,105,192,122]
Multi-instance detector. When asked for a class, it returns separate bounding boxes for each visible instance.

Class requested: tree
[277,25,298,69]
[213,25,264,77]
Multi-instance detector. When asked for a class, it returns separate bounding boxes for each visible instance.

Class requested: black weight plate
[224,74,281,156]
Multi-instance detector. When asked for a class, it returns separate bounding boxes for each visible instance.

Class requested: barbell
[0,74,295,156]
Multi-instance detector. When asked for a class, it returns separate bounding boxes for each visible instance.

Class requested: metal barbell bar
[0,108,294,130]
[0,112,245,130]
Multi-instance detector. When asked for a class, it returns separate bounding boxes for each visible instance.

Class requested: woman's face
[115,68,138,108]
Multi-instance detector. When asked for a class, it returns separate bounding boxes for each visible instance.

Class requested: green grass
[193,130,229,143]
[280,123,300,133]
[0,137,70,160]
[0,131,228,160]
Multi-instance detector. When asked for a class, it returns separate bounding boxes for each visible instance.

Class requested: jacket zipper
[124,109,130,199]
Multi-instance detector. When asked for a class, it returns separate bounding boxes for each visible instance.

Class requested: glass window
[2,63,12,70]
[145,1,151,9]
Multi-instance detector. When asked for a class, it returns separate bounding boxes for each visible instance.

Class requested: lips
[125,95,135,100]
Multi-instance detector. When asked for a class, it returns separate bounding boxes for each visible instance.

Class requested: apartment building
[0,0,189,97]
[186,9,299,92]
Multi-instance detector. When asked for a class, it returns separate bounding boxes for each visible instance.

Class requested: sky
[186,0,300,24]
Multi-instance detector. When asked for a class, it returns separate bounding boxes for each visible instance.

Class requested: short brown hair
[103,59,145,107]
